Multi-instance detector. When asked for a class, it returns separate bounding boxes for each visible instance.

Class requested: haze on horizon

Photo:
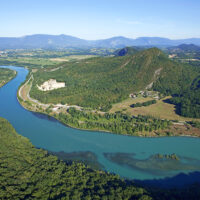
[0,0,199,40]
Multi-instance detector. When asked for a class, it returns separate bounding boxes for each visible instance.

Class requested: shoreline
[4,64,196,138]
[0,68,17,88]
[16,97,200,139]
[17,78,200,138]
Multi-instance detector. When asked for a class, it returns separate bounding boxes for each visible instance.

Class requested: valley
[1,0,200,199]
[0,44,200,199]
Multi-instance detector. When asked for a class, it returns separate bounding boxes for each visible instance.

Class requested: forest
[0,117,200,199]
[168,76,200,118]
[0,117,151,200]
[0,68,16,87]
[56,108,171,136]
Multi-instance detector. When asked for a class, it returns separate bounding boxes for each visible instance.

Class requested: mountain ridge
[1,34,200,49]
[168,43,200,52]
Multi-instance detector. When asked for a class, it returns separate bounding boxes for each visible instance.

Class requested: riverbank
[0,68,17,88]
[17,71,200,137]
[1,65,200,184]
[0,116,154,200]
[2,116,200,200]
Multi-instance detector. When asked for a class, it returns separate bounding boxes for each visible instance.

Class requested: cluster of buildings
[129,90,160,100]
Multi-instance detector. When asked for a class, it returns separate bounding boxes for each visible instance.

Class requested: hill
[92,36,136,48]
[168,44,200,53]
[29,48,199,111]
[114,46,139,56]
[0,34,89,49]
[166,43,200,63]
[1,34,200,49]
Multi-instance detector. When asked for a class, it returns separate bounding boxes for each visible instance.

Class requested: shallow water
[0,65,200,185]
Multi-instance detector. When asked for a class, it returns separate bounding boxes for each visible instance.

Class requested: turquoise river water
[0,66,200,187]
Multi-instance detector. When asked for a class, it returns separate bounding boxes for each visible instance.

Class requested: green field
[0,54,98,69]
[110,96,200,122]
[0,48,115,69]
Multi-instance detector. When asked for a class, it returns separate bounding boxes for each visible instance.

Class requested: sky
[0,0,199,40]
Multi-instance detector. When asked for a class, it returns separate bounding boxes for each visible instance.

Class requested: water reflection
[31,112,58,123]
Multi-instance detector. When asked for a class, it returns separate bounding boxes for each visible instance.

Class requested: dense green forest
[56,108,171,136]
[30,47,199,112]
[0,68,16,87]
[168,76,200,118]
[0,117,151,200]
[152,63,198,96]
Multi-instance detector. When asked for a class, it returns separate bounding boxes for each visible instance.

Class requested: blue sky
[0,0,199,39]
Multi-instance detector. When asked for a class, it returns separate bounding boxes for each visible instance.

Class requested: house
[129,93,136,98]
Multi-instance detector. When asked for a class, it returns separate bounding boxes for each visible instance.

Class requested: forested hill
[168,44,200,53]
[114,46,139,56]
[30,48,198,111]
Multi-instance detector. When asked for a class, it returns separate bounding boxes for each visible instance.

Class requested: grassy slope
[110,96,200,122]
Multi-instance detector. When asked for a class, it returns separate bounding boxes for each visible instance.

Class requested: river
[0,65,200,187]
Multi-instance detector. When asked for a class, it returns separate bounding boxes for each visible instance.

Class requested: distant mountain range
[167,44,200,53]
[0,34,200,49]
